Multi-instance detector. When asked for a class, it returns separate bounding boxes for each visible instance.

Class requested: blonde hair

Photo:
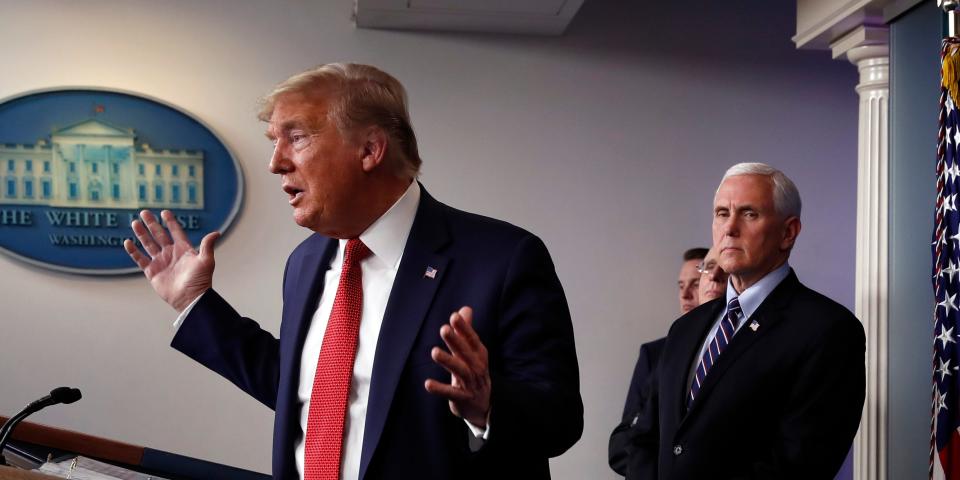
[259,63,421,178]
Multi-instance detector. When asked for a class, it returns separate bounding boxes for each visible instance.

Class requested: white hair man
[623,162,865,479]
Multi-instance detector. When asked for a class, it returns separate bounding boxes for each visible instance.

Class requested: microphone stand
[0,387,82,467]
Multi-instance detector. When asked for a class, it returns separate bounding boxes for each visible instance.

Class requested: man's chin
[718,258,743,275]
[292,210,318,230]
[292,212,308,227]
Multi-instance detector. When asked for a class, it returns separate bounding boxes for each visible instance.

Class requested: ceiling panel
[354,0,585,36]
[408,0,567,15]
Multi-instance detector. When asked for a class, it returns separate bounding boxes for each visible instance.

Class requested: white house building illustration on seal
[1,118,204,209]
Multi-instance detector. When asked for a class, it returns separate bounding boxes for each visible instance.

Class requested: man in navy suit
[623,163,865,479]
[124,63,582,480]
[609,246,728,478]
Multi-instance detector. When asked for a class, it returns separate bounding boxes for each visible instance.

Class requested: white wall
[0,1,858,478]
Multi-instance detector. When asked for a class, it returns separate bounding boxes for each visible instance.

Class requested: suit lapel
[681,271,800,421]
[359,188,451,480]
[277,236,337,474]
[662,300,723,425]
[284,238,338,355]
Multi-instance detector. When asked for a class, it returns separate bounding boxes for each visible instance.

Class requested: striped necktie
[688,296,742,407]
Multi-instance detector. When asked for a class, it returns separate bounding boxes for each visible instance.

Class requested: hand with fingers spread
[424,306,492,428]
[123,209,221,312]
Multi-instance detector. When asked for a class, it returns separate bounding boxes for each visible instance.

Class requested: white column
[837,28,890,480]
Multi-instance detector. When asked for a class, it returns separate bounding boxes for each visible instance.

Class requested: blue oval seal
[0,88,243,274]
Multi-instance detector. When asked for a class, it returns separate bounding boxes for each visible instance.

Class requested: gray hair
[719,163,801,218]
[258,63,421,179]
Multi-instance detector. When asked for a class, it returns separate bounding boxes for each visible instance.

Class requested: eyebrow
[715,204,759,213]
[265,116,312,140]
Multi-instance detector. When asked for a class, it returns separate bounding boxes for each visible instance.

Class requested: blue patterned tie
[688,297,742,407]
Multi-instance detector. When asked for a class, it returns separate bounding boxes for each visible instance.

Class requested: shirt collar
[725,261,791,321]
[338,181,420,270]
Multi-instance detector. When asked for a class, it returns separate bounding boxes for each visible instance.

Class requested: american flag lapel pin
[424,266,438,279]
[749,320,760,332]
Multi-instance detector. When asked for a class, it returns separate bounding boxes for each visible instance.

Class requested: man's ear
[360,127,388,173]
[780,216,802,251]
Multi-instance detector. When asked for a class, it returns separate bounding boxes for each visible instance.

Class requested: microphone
[0,387,82,466]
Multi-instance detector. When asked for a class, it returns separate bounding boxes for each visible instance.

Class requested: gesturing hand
[123,210,220,312]
[424,306,492,428]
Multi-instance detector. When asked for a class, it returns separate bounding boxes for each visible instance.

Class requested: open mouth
[282,185,304,205]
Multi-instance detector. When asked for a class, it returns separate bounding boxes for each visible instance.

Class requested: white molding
[844,41,890,480]
[832,26,890,59]
[798,7,894,477]
[794,0,895,49]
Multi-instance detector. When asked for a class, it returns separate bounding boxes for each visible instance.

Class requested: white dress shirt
[293,181,420,480]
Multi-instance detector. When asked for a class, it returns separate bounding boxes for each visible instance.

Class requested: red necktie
[304,238,370,480]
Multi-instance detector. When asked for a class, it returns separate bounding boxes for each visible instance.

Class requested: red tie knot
[344,238,371,266]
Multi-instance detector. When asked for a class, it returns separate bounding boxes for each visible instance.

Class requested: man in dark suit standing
[609,246,728,478]
[123,63,582,480]
[627,163,865,479]
[619,247,707,423]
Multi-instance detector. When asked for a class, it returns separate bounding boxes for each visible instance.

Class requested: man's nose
[720,215,739,236]
[709,268,724,281]
[269,144,289,174]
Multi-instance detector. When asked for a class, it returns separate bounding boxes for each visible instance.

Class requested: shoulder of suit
[785,281,863,337]
[640,337,668,361]
[641,337,667,353]
[437,201,541,246]
[791,282,855,316]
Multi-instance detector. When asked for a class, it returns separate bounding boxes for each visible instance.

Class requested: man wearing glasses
[621,163,865,479]
[678,247,708,314]
[609,247,729,478]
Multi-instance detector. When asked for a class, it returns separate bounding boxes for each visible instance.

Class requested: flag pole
[942,0,959,38]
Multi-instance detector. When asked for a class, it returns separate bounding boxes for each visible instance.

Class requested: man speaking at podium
[123,64,582,480]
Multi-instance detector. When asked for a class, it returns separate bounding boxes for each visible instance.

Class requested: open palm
[124,210,220,312]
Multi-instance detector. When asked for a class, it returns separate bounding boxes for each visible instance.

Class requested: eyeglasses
[697,260,719,275]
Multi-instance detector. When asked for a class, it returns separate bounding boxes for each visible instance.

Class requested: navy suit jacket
[608,337,665,479]
[171,187,583,479]
[636,271,865,479]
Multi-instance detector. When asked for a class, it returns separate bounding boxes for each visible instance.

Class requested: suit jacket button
[673,445,683,456]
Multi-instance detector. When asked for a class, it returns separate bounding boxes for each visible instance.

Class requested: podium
[0,416,269,480]
[0,466,58,479]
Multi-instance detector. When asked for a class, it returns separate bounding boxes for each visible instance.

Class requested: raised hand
[123,210,220,312]
[424,306,492,428]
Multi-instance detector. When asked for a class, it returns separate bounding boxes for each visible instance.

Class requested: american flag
[933,37,960,480]
[424,266,437,279]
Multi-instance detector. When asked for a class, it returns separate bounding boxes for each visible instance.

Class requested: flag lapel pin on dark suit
[424,266,438,279]
[749,320,760,331]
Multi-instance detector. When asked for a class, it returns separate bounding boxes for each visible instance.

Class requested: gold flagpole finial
[941,0,959,38]
[942,1,960,106]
